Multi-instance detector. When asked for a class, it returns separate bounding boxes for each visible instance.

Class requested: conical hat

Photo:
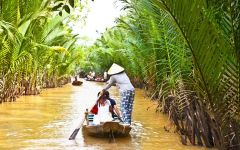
[107,63,124,75]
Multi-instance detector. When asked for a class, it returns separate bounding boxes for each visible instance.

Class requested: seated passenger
[92,92,112,125]
[105,91,121,120]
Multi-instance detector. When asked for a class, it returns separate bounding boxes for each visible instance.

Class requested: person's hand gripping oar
[113,109,124,123]
[68,91,104,140]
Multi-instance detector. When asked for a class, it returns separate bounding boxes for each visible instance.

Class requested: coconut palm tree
[0,0,81,101]
[151,0,239,149]
[83,0,239,149]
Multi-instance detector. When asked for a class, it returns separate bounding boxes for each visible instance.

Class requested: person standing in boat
[101,63,135,125]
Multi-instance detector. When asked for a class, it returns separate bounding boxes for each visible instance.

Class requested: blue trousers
[120,90,135,124]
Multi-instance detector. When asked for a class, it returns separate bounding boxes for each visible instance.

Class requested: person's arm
[110,99,121,118]
[113,105,121,118]
[103,76,116,91]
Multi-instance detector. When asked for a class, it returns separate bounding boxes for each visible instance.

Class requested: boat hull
[82,121,131,137]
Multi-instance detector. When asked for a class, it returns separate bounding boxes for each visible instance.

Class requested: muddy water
[0,81,210,150]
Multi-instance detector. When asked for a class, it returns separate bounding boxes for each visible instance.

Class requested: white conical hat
[107,63,124,75]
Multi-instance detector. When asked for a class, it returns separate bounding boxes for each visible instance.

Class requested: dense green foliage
[81,0,240,149]
[0,0,82,100]
[0,0,239,149]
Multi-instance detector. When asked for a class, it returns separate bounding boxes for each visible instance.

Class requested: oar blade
[69,111,86,140]
[69,128,80,140]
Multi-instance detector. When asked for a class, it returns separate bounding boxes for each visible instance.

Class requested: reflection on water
[0,80,210,150]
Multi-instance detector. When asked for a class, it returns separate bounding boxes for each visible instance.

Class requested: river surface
[0,80,210,150]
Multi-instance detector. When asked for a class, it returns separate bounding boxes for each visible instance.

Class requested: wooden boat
[84,78,106,82]
[82,121,131,137]
[82,113,131,137]
[72,80,83,86]
[72,76,83,86]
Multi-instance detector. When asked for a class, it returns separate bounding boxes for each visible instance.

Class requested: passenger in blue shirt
[105,91,121,119]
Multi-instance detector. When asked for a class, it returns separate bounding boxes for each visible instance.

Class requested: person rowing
[101,63,135,125]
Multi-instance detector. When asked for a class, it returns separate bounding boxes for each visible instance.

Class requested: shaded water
[0,80,210,150]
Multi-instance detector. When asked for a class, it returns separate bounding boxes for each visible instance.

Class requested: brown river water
[0,80,210,150]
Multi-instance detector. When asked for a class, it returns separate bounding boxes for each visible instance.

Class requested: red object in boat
[90,104,98,114]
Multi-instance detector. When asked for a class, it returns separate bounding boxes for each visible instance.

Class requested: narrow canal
[0,80,209,150]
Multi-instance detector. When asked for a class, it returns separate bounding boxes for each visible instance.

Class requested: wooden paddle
[68,112,86,140]
[69,93,104,140]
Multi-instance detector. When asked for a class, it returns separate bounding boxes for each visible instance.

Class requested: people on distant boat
[92,91,113,125]
[91,71,96,79]
[85,71,98,81]
[84,72,105,82]
[87,71,94,80]
[95,76,105,82]
[101,63,135,125]
[104,71,108,81]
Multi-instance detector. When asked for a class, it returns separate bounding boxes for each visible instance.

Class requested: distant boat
[72,81,83,86]
[84,78,106,82]
[72,76,83,86]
